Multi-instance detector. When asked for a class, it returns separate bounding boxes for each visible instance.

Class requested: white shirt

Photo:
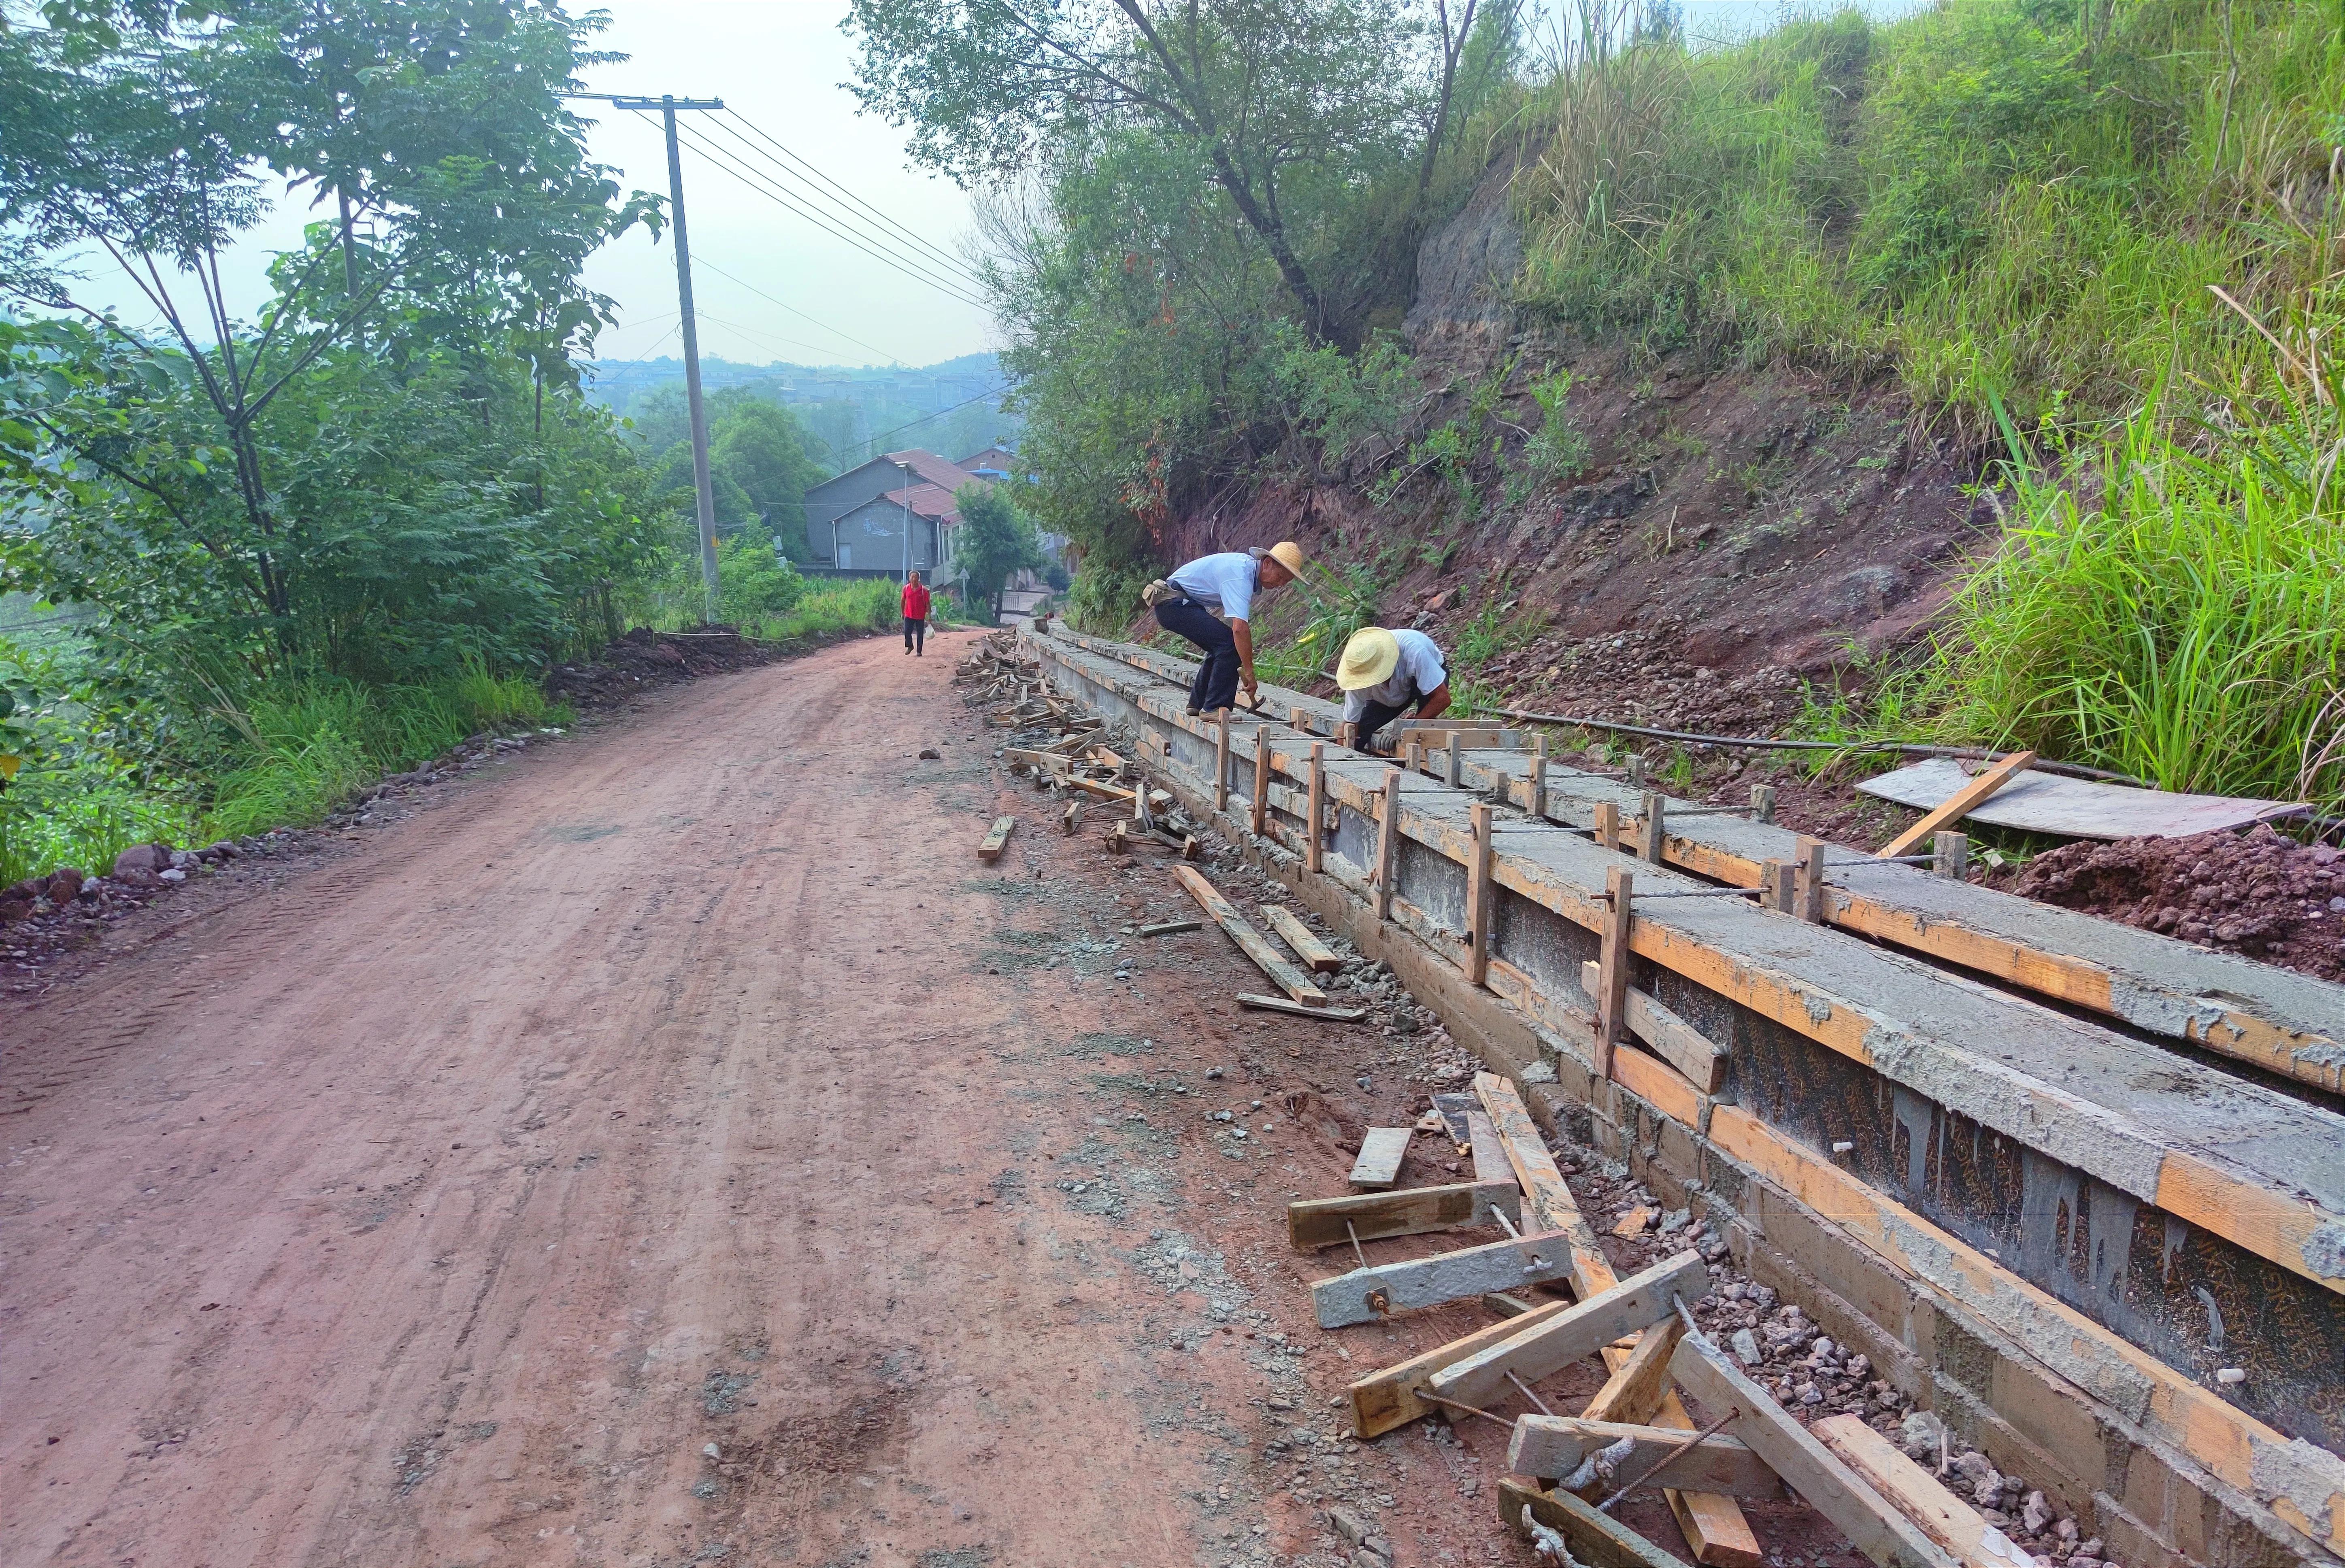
[1342,629,1448,720]
[1167,551,1261,621]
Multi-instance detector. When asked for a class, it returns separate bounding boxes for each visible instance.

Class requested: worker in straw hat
[1141,541,1305,716]
[1335,625,1451,756]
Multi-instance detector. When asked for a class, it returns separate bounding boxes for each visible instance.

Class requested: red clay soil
[2006,824,2345,983]
[0,629,1896,1568]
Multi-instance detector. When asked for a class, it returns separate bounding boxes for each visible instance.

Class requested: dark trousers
[903,615,926,654]
[1153,597,1238,712]
[1352,695,1413,755]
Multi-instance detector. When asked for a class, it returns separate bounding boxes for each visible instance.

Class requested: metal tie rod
[1598,885,1766,901]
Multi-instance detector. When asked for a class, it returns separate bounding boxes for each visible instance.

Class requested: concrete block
[1989,1352,2107,1507]
[2101,1489,2194,1568]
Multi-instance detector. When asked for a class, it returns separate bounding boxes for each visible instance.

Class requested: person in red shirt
[901,570,932,657]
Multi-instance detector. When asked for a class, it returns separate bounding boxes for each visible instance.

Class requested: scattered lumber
[1473,1073,1612,1293]
[1138,918,1201,937]
[1430,1091,1476,1147]
[1287,1181,1519,1250]
[977,816,1016,861]
[1466,1110,1511,1186]
[1313,1230,1579,1328]
[1171,864,1329,1007]
[1348,1127,1413,1190]
[1500,1478,1696,1568]
[1427,1251,1710,1409]
[1350,1298,1581,1437]
[1061,799,1081,834]
[1811,1416,2030,1568]
[1579,961,1730,1092]
[1262,905,1343,971]
[1235,993,1366,1022]
[1509,1418,1789,1500]
[1877,750,2036,859]
[1580,1314,1686,1426]
[1669,1330,1959,1568]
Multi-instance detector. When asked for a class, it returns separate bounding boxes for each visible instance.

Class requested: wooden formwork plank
[1348,1127,1412,1190]
[977,816,1015,861]
[1287,1181,1519,1251]
[1509,1417,1789,1499]
[1427,1251,1708,1409]
[1263,905,1342,971]
[1171,864,1328,1007]
[1313,1230,1578,1328]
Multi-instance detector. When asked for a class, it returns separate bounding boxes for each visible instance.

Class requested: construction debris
[1347,1126,1413,1190]
[976,815,1015,861]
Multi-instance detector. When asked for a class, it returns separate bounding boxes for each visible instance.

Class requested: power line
[660,115,989,308]
[708,110,988,291]
[694,309,879,366]
[635,110,988,309]
[689,255,907,367]
[851,382,1013,462]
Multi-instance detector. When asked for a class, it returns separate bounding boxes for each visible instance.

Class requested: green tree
[709,399,828,556]
[955,482,1045,620]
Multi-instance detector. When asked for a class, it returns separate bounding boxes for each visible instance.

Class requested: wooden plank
[1251,725,1273,835]
[1580,1312,1684,1426]
[1594,799,1621,852]
[977,815,1016,861]
[1060,799,1081,834]
[1466,801,1494,985]
[1313,1230,1579,1329]
[1138,918,1202,937]
[1307,741,1326,873]
[1813,1416,2035,1568]
[1669,1330,1958,1568]
[1262,905,1342,971]
[1472,1073,1612,1295]
[1287,1181,1520,1250]
[1530,738,1551,818]
[1427,1250,1708,1409]
[1466,1111,1513,1188]
[1582,961,1728,1093]
[1879,750,2036,858]
[1350,1298,1579,1437]
[1509,1417,1789,1499]
[1215,708,1230,812]
[1639,790,1667,863]
[1171,865,1328,1006]
[1501,1477,1696,1568]
[1594,866,1634,1083]
[1234,992,1366,1022]
[1374,768,1401,920]
[1002,746,1070,772]
[1348,1127,1413,1190]
[1796,836,1828,922]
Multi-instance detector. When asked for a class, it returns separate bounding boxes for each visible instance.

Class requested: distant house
[955,445,1026,482]
[802,449,974,579]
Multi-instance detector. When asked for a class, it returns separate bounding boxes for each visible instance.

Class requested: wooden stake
[1796,836,1828,923]
[1251,726,1272,837]
[1879,750,2035,859]
[1060,799,1081,834]
[1530,734,1550,818]
[1594,800,1620,853]
[1215,708,1230,812]
[1750,783,1776,824]
[1934,830,1969,881]
[1466,801,1494,986]
[1595,866,1634,1080]
[1307,741,1326,873]
[1758,858,1795,914]
[1445,729,1463,787]
[1405,738,1425,776]
[1638,790,1666,863]
[1374,769,1401,922]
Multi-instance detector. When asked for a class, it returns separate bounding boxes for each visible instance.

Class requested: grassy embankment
[1509,0,2344,807]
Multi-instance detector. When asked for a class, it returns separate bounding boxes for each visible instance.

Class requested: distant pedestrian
[1141,542,1304,715]
[902,570,930,657]
[1335,626,1451,756]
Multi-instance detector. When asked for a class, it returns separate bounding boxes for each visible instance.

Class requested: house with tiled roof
[802,448,980,579]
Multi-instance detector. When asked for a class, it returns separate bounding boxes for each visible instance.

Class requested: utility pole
[579,92,726,621]
[900,461,914,585]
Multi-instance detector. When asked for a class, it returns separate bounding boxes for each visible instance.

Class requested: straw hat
[1256,540,1305,576]
[1337,627,1401,691]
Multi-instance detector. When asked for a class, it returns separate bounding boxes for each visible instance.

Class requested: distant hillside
[585,352,1006,419]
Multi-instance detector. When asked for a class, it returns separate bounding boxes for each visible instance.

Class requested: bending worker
[1335,625,1451,755]
[1143,541,1304,715]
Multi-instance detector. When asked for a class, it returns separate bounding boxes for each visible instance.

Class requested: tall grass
[730,577,902,644]
[1922,386,2345,808]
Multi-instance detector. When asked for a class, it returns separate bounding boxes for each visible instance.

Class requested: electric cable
[718,108,986,287]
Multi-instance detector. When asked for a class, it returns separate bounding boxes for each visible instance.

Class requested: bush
[717,523,809,625]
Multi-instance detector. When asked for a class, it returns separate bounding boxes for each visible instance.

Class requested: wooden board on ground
[1669,1331,1958,1568]
[1812,1416,2039,1568]
[977,816,1016,861]
[1139,918,1202,937]
[1473,1073,1611,1292]
[1581,960,1730,1093]
[1236,993,1366,1022]
[1431,1091,1476,1147]
[1856,755,2305,840]
[1348,1127,1413,1190]
[1509,1417,1789,1500]
[1262,905,1343,971]
[1427,1251,1709,1409]
[1466,1111,1512,1186]
[1313,1231,1579,1329]
[1350,1298,1578,1437]
[1172,864,1329,1007]
[1581,1314,1685,1426]
[1287,1181,1519,1251]
[1500,1478,1696,1568]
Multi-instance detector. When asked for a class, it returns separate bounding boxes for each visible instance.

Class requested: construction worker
[901,569,930,657]
[1142,541,1304,715]
[1335,626,1451,756]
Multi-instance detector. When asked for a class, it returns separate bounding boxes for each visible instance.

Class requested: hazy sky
[60,1,999,370]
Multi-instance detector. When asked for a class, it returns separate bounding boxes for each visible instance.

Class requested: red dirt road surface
[2,631,1856,1568]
